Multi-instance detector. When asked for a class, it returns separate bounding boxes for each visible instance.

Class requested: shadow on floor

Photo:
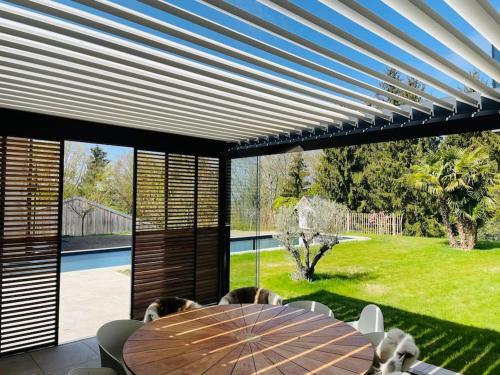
[286,290,500,375]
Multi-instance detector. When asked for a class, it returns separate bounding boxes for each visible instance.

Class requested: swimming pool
[61,238,276,272]
[61,235,347,272]
[62,248,131,272]
[230,235,285,253]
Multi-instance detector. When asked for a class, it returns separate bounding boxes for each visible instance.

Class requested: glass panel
[230,157,258,289]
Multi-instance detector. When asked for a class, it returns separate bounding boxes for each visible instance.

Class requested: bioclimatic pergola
[0,0,499,356]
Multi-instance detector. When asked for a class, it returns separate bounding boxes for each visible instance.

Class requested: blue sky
[9,0,500,96]
[5,0,500,142]
[71,141,131,163]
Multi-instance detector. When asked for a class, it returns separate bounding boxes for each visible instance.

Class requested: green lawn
[230,235,500,374]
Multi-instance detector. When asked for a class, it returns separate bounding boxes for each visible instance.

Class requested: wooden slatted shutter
[0,137,62,356]
[132,151,221,319]
[166,154,196,300]
[196,157,219,304]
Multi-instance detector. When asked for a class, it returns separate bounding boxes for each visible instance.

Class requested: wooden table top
[123,304,375,375]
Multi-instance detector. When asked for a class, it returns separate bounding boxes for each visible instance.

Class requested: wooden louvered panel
[195,157,219,304]
[0,137,62,356]
[167,154,195,229]
[135,151,165,232]
[195,228,218,304]
[165,154,195,302]
[132,152,221,319]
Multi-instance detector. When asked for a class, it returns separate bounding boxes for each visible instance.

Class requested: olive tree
[274,197,346,280]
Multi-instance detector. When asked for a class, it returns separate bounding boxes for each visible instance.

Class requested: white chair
[363,331,386,346]
[96,320,144,375]
[68,368,117,375]
[286,300,334,317]
[347,304,384,334]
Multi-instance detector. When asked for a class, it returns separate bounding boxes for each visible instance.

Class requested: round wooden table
[124,304,374,375]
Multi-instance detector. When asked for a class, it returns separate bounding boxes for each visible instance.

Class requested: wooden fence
[341,212,403,235]
[62,197,132,236]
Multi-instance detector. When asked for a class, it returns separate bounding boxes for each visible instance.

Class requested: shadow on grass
[437,238,500,251]
[286,290,500,375]
[475,240,500,250]
[311,271,373,282]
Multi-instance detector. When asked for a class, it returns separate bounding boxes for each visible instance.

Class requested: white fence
[342,212,403,235]
[62,197,132,236]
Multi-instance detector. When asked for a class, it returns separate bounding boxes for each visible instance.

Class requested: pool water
[61,238,273,272]
[230,237,284,252]
[61,236,340,272]
[62,249,131,272]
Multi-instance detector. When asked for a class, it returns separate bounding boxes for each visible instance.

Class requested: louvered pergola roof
[1,0,499,155]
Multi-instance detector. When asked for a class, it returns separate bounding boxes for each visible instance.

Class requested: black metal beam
[1,108,228,157]
[217,156,231,299]
[227,109,500,158]
[130,148,138,319]
[55,141,65,345]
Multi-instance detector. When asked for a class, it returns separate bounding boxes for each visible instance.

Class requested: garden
[230,235,500,374]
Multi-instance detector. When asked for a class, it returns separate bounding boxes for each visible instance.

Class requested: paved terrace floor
[1,264,460,374]
[0,337,459,375]
[59,266,130,343]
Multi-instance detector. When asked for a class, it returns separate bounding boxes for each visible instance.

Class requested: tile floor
[59,266,130,342]
[0,337,100,375]
[0,338,460,375]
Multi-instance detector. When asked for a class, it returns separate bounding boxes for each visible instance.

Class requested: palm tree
[406,146,498,249]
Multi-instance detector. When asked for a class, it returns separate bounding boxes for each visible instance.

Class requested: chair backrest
[68,368,117,375]
[363,331,386,347]
[97,320,144,375]
[143,297,201,322]
[286,300,334,317]
[358,304,384,334]
[219,287,282,305]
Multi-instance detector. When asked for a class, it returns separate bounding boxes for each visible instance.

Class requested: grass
[230,235,500,374]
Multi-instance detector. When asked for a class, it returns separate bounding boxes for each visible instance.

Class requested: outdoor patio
[59,266,130,343]
[0,0,499,374]
[0,335,458,375]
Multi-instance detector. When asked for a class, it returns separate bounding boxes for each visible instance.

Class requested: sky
[4,0,499,148]
[69,141,131,163]
[7,0,500,96]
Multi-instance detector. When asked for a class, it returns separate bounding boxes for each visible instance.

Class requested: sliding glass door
[229,157,260,289]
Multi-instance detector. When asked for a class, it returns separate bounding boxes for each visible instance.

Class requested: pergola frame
[0,0,499,356]
[1,0,499,145]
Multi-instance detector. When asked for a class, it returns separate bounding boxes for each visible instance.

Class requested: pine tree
[315,69,442,236]
[70,146,111,235]
[279,152,309,198]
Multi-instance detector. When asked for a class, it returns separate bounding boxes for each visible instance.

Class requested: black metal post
[193,156,199,300]
[217,156,230,299]
[255,156,260,288]
[130,148,138,319]
[55,140,65,345]
[0,136,6,352]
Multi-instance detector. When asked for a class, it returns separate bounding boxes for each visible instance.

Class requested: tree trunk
[296,267,308,280]
[287,246,306,280]
[456,221,467,249]
[456,220,477,250]
[81,213,87,236]
[439,197,459,248]
[302,234,311,270]
[306,243,334,281]
[464,221,477,250]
